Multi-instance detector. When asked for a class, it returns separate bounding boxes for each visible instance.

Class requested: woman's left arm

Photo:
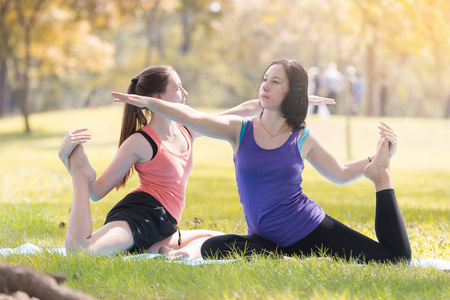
[304,122,397,185]
[304,130,369,185]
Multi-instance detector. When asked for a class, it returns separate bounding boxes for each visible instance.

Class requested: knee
[397,243,412,263]
[65,237,89,253]
[200,234,244,259]
[399,250,412,263]
[387,249,411,264]
[200,235,229,259]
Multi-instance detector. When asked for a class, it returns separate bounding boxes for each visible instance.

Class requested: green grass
[0,106,449,299]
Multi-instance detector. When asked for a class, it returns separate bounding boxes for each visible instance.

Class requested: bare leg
[65,145,96,252]
[148,230,224,260]
[159,237,212,260]
[65,145,134,254]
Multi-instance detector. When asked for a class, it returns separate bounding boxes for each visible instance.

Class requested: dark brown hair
[116,65,174,189]
[260,59,309,129]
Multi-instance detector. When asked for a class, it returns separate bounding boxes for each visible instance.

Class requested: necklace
[260,116,291,138]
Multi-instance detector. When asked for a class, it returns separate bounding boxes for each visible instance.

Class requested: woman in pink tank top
[58,65,264,256]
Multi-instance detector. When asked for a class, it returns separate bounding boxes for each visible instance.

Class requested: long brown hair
[260,59,309,129]
[116,65,174,189]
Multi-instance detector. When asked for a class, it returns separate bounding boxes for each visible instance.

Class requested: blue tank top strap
[239,117,248,145]
[297,127,310,154]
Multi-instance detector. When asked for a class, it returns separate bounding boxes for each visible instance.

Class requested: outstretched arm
[112,92,242,151]
[216,96,335,118]
[59,128,148,201]
[303,122,397,185]
[215,99,261,118]
[185,96,334,139]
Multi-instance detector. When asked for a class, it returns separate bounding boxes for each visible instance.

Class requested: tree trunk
[0,59,7,117]
[16,84,31,133]
[180,0,191,55]
[365,42,376,116]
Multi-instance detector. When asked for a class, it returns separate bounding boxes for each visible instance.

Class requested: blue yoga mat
[1,243,449,269]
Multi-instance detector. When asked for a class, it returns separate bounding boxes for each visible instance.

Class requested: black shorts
[104,192,178,253]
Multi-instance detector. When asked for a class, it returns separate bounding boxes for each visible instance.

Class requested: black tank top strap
[136,130,158,160]
[183,126,192,138]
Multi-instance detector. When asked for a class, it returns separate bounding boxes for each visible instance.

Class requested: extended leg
[65,145,134,254]
[284,138,411,263]
[364,138,411,261]
[65,145,96,252]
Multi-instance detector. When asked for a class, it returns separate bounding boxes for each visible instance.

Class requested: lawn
[0,105,449,299]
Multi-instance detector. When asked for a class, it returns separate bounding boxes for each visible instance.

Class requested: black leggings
[201,189,411,263]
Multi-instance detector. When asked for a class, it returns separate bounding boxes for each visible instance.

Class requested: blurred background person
[347,66,366,115]
[322,62,343,114]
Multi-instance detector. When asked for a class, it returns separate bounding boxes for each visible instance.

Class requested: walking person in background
[322,62,343,114]
[112,58,411,263]
[347,66,366,115]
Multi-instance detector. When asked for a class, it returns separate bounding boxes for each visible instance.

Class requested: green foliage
[0,107,449,299]
[3,0,450,123]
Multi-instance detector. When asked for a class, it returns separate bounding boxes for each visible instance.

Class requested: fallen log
[0,263,95,300]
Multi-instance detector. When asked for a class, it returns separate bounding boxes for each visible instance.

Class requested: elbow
[89,191,103,202]
[327,169,362,186]
[328,176,355,186]
[333,179,348,186]
[88,180,108,202]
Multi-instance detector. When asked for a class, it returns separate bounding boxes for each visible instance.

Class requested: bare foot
[159,246,190,260]
[363,138,393,191]
[69,145,96,182]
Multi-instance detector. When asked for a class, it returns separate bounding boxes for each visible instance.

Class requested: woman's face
[259,64,289,111]
[160,71,188,104]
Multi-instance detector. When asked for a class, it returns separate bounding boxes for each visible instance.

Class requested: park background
[1,0,450,129]
[0,1,449,299]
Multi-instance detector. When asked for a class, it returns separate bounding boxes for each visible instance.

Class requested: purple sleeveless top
[234,119,325,247]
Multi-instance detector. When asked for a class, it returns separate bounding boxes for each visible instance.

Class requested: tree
[0,0,121,132]
[0,0,49,133]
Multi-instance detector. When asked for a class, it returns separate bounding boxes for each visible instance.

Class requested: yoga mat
[1,244,449,269]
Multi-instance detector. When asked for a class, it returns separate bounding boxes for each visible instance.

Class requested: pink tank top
[132,123,193,222]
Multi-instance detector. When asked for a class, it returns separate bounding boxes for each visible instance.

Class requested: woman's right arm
[88,133,151,201]
[59,129,148,201]
[111,92,243,150]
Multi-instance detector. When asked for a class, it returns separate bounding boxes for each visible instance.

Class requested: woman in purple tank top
[113,59,411,264]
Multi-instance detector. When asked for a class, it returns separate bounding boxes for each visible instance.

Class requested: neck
[259,110,290,138]
[149,113,177,134]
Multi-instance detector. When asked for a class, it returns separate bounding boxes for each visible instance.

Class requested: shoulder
[296,126,310,140]
[299,127,321,158]
[120,130,155,162]
[137,124,155,137]
[122,131,151,150]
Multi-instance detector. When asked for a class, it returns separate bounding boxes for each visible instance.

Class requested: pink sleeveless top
[132,124,193,222]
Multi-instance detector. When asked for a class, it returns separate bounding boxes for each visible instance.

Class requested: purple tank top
[234,119,325,247]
